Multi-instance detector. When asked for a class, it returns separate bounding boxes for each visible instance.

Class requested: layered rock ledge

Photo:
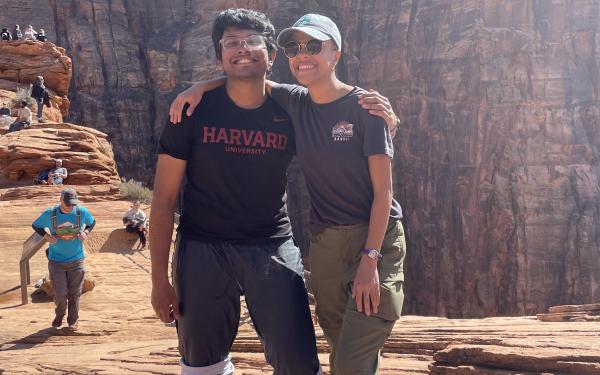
[0,122,119,187]
[0,40,72,96]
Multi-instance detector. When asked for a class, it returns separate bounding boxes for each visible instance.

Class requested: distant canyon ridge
[2,0,600,318]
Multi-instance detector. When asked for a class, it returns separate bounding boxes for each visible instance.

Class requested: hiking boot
[51,316,63,328]
[38,118,45,123]
[68,321,79,331]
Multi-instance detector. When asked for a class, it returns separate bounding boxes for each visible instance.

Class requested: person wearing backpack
[12,24,22,40]
[0,28,12,41]
[31,188,96,330]
[31,76,49,123]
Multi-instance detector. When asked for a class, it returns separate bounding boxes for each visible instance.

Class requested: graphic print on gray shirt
[271,84,402,233]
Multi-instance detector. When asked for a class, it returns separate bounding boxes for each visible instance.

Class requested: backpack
[31,84,45,100]
[52,205,81,238]
[45,206,82,258]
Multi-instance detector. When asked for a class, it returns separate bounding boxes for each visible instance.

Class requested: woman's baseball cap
[277,14,342,50]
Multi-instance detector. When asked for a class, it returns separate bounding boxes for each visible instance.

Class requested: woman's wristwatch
[362,248,382,260]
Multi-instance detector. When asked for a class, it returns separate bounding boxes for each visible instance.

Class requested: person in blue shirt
[32,188,95,330]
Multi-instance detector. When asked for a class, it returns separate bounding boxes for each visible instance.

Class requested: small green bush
[11,87,36,109]
[118,178,153,204]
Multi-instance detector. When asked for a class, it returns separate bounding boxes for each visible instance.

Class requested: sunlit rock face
[2,0,599,317]
[0,122,120,186]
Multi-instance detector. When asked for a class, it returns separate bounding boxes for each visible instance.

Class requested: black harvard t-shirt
[158,86,294,242]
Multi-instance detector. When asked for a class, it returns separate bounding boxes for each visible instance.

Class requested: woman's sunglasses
[283,40,324,58]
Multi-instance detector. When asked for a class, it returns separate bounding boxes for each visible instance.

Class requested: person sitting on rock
[36,29,47,42]
[7,101,32,133]
[122,200,147,249]
[47,158,68,185]
[12,24,22,40]
[0,28,11,41]
[0,107,12,129]
[23,25,37,40]
[31,76,49,123]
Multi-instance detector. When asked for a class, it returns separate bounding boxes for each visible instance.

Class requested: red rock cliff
[2,0,600,317]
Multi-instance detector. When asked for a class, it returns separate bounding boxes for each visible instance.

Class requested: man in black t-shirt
[149,9,321,375]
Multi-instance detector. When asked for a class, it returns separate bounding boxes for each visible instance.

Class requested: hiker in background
[0,28,11,41]
[34,168,51,185]
[7,101,31,133]
[31,76,49,123]
[123,200,147,250]
[47,158,68,185]
[36,29,47,42]
[0,107,12,129]
[23,25,37,40]
[12,24,22,40]
[32,188,95,330]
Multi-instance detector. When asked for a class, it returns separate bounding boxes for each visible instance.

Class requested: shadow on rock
[1,327,57,351]
[96,229,139,254]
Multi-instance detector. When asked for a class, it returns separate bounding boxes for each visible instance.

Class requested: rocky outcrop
[2,1,600,317]
[0,122,119,186]
[430,344,600,374]
[537,303,600,322]
[0,40,71,118]
[0,183,121,201]
[0,40,71,96]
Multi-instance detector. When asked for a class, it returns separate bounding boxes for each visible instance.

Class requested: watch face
[368,249,378,259]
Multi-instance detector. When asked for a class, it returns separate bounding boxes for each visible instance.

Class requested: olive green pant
[309,219,405,375]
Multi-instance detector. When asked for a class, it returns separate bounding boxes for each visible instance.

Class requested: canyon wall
[2,0,600,317]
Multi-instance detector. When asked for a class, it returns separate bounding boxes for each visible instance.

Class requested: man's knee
[264,332,319,375]
[53,290,68,299]
[51,281,68,297]
[67,290,82,299]
[271,351,320,375]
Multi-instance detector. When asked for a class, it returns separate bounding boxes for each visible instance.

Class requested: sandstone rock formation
[0,122,119,186]
[1,195,599,374]
[537,303,600,322]
[0,40,71,117]
[2,0,600,318]
[0,183,121,202]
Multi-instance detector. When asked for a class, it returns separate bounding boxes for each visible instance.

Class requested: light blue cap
[277,14,342,50]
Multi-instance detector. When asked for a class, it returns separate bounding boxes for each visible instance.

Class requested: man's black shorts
[173,235,320,375]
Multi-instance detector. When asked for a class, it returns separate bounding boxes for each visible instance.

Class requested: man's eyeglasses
[283,40,324,58]
[220,35,266,51]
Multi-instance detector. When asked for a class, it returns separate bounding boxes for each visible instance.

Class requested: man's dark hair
[211,8,277,61]
[21,100,28,107]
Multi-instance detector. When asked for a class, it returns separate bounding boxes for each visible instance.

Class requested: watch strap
[362,248,382,260]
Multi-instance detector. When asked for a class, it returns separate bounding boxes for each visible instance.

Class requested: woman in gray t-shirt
[169,13,404,375]
[269,15,405,375]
